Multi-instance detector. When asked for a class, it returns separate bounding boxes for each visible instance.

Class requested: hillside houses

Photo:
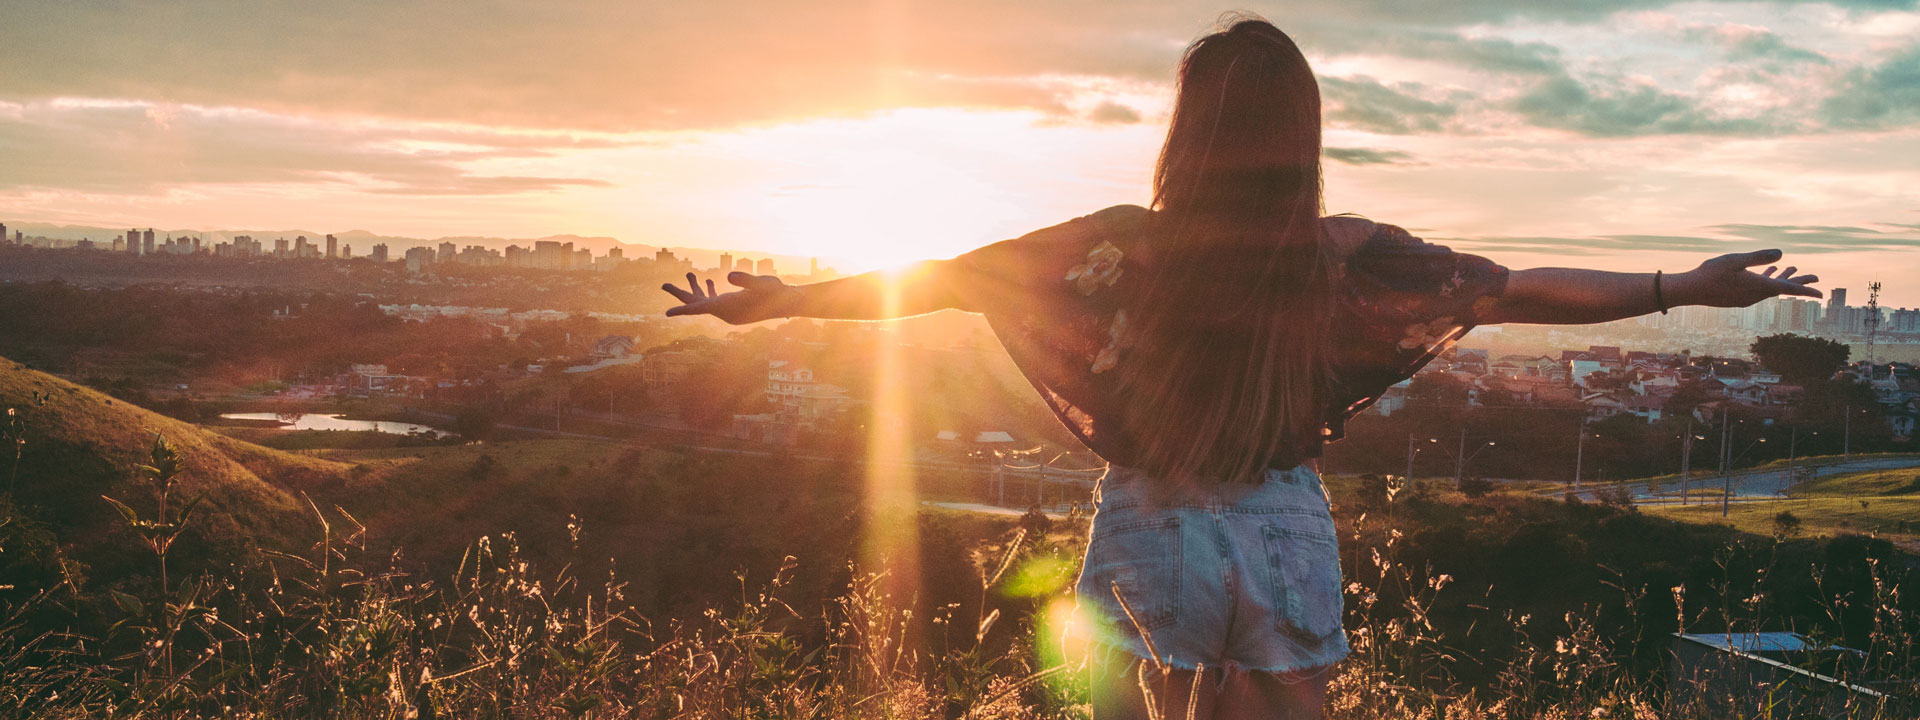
[1391,345,1919,437]
[733,360,851,444]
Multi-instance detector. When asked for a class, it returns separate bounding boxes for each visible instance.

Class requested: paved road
[1555,456,1920,505]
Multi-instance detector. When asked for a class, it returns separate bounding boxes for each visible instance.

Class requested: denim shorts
[1073,463,1350,673]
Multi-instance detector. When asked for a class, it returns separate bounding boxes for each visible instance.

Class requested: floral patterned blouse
[934,204,1509,471]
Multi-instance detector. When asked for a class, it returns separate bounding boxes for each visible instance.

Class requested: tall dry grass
[1,432,1917,718]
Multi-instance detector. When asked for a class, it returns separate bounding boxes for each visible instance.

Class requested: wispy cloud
[1324,147,1415,165]
[1820,42,1920,130]
[1443,224,1920,258]
[1320,76,1460,134]
[0,99,616,195]
[1709,223,1920,253]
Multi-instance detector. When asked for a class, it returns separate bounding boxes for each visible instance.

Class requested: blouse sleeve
[929,205,1146,315]
[1326,222,1510,433]
[1341,222,1510,353]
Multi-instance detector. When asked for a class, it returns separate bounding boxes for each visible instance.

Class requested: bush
[1774,510,1803,537]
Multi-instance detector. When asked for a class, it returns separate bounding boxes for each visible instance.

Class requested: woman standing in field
[661,16,1822,719]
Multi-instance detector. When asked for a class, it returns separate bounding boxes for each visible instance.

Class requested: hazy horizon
[4,1,1918,303]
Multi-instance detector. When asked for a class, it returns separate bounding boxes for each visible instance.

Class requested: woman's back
[932,205,1509,480]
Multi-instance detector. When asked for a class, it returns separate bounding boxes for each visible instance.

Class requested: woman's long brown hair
[1118,16,1334,483]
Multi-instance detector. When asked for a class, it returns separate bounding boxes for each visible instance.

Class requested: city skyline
[0,219,826,277]
[2,3,1917,304]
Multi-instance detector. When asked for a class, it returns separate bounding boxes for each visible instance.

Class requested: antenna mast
[1864,281,1882,378]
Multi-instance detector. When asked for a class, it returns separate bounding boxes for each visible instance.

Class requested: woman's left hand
[1672,249,1822,308]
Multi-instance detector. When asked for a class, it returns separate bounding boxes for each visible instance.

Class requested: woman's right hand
[660,271,803,324]
[1671,249,1822,308]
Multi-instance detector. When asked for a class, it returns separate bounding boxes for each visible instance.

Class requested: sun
[710,107,1157,273]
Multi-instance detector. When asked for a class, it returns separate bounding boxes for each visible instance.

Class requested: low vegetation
[4,359,1920,717]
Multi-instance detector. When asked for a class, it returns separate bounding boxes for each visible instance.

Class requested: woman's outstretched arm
[660,263,963,324]
[1481,249,1822,325]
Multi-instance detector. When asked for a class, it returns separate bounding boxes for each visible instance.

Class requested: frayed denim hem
[1096,634,1349,675]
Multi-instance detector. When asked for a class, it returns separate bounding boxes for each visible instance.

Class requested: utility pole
[1573,416,1589,489]
[1720,406,1734,517]
[1455,427,1468,488]
[994,459,1005,507]
[1844,404,1852,462]
[1405,433,1417,482]
[1680,415,1694,505]
[1784,425,1798,501]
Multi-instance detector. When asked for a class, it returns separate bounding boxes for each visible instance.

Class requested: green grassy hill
[0,359,350,585]
[1647,467,1920,549]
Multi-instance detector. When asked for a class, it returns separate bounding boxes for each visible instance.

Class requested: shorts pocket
[1078,516,1182,634]
[1262,517,1343,645]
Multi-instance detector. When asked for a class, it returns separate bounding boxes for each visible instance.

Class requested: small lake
[219,413,447,436]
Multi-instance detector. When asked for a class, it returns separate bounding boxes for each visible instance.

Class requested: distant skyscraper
[325,234,337,259]
[437,241,456,264]
[372,243,389,263]
[191,237,201,254]
[755,258,775,276]
[405,246,435,273]
[274,238,289,258]
[342,244,352,259]
[0,223,8,244]
[126,229,139,254]
[141,229,155,256]
[735,258,753,274]
[719,252,732,273]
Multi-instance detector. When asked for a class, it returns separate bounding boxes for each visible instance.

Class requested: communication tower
[1864,281,1881,378]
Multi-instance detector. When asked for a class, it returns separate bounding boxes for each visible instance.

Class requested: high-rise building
[755,258,775,276]
[719,252,732,273]
[325,234,337,259]
[342,244,352,259]
[0,223,8,244]
[405,246,436,273]
[372,243,390,263]
[274,238,289,258]
[142,229,155,256]
[437,241,456,264]
[735,258,753,274]
[191,236,201,254]
[295,236,310,259]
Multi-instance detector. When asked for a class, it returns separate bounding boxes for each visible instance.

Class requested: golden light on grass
[1034,595,1097,696]
[860,266,921,605]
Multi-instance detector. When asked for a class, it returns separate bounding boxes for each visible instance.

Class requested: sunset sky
[3,1,1918,305]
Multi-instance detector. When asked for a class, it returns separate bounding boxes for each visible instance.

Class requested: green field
[1648,466,1920,548]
